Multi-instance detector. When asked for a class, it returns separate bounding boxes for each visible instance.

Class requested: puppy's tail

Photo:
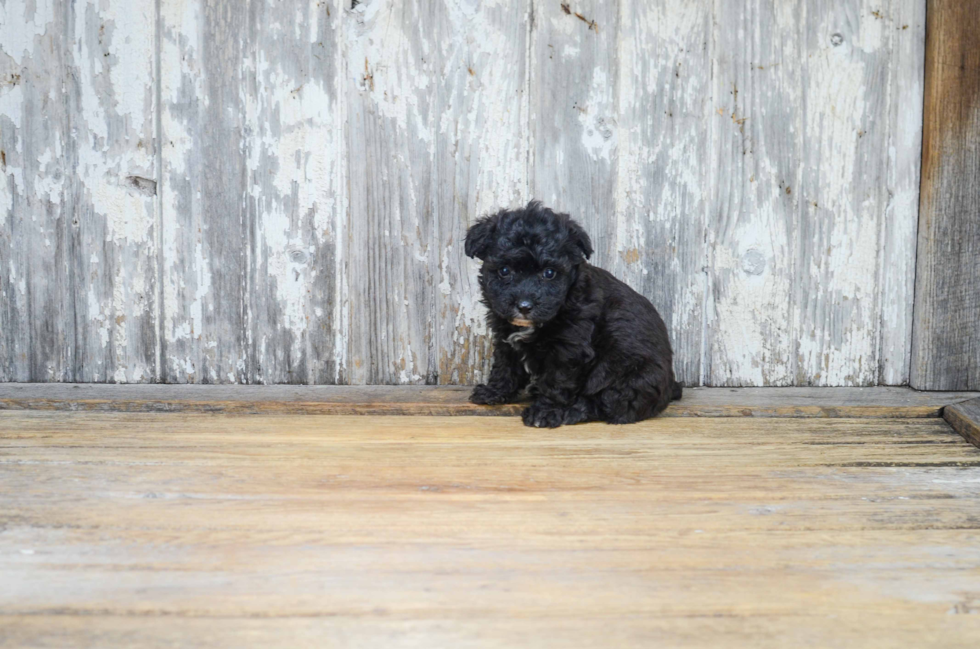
[670,380,683,401]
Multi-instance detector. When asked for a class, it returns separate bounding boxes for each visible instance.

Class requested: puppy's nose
[517,300,533,314]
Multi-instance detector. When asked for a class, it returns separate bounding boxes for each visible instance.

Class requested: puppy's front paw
[522,402,565,428]
[470,384,514,405]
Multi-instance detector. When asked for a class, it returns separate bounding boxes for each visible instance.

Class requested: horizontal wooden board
[1,412,979,647]
[0,385,977,418]
[944,397,980,448]
[1,614,978,649]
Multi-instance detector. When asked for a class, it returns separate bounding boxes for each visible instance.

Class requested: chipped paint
[244,0,345,384]
[345,0,527,385]
[0,0,55,66]
[612,0,709,385]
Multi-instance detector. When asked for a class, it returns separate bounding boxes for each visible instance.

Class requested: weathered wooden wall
[0,0,927,386]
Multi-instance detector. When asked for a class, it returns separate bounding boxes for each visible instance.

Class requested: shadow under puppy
[465,201,682,427]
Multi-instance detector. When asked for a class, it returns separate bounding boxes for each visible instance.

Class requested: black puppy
[465,201,682,427]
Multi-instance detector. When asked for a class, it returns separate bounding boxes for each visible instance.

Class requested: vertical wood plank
[0,1,74,382]
[879,0,926,385]
[530,0,620,268]
[795,0,895,386]
[344,0,438,384]
[706,0,803,386]
[430,0,530,385]
[161,0,346,385]
[910,0,980,390]
[345,0,529,385]
[707,0,922,386]
[160,0,249,383]
[243,0,345,384]
[69,1,159,382]
[613,0,710,387]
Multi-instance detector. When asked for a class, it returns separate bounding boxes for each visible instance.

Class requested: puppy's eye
[542,268,557,280]
[498,266,511,278]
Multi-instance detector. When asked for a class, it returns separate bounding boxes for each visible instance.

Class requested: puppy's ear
[464,213,498,260]
[567,219,594,260]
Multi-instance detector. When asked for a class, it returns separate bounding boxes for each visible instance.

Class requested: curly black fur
[465,201,682,427]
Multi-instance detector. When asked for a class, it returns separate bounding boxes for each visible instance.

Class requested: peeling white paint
[793,2,883,385]
[578,68,617,162]
[705,0,805,386]
[0,76,26,229]
[611,0,709,385]
[0,0,55,65]
[346,2,434,146]
[68,0,158,382]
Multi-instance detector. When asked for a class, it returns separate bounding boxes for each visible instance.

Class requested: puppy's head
[465,201,593,327]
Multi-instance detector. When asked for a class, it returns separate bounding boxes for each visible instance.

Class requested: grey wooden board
[944,397,980,448]
[795,0,897,386]
[159,0,250,384]
[910,0,980,390]
[345,0,528,385]
[707,0,802,387]
[0,1,160,383]
[0,1,928,387]
[1,1,75,382]
[1,384,977,419]
[70,1,159,383]
[159,0,344,384]
[705,0,924,387]
[242,0,345,385]
[881,0,927,385]
[611,0,710,387]
[530,0,620,270]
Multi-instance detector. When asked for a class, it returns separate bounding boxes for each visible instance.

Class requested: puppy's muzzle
[510,300,535,327]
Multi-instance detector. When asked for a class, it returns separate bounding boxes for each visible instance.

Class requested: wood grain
[706,0,922,387]
[345,0,529,385]
[243,0,345,384]
[530,0,619,267]
[796,0,899,386]
[71,1,160,382]
[880,0,927,384]
[1,412,979,647]
[944,396,980,448]
[1,384,977,418]
[910,0,980,390]
[612,0,709,386]
[1,614,978,649]
[159,1,346,384]
[159,0,249,383]
[707,0,803,386]
[0,1,75,381]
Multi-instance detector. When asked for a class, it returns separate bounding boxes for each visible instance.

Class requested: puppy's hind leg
[596,370,672,424]
[596,385,644,425]
[582,361,647,424]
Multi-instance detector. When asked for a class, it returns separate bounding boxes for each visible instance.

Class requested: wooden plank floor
[2,411,980,647]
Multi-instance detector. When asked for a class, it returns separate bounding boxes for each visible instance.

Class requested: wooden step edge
[0,394,975,419]
[943,397,980,448]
